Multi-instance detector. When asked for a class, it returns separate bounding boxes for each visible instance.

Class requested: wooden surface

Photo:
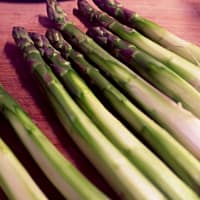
[0,0,200,199]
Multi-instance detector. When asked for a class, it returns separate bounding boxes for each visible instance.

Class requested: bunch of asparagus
[0,84,109,200]
[47,0,200,160]
[30,29,200,199]
[2,0,200,199]
[92,0,200,65]
[77,0,200,93]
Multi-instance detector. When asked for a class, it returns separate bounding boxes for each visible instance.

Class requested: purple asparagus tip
[93,0,135,24]
[78,0,94,21]
[93,0,116,16]
[46,0,69,30]
[88,26,135,62]
[12,26,34,52]
[29,32,50,49]
[78,0,115,28]
[87,26,114,45]
[12,27,32,43]
[46,29,63,45]
[46,29,72,57]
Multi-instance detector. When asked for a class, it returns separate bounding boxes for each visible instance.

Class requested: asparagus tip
[46,29,72,56]
[46,28,62,42]
[29,32,50,49]
[77,0,94,20]
[46,0,68,29]
[88,26,135,62]
[12,26,34,50]
[12,26,28,41]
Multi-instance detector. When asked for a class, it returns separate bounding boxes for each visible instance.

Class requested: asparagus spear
[77,0,200,93]
[0,84,110,200]
[93,0,200,66]
[1,39,110,200]
[30,31,200,199]
[87,26,200,119]
[46,28,200,193]
[0,138,48,200]
[13,26,167,200]
[46,29,200,191]
[46,0,200,161]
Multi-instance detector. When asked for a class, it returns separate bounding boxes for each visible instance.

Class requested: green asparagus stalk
[46,0,200,161]
[77,0,200,93]
[46,28,200,193]
[0,138,48,200]
[30,31,200,199]
[0,85,110,200]
[87,26,200,119]
[13,26,167,200]
[93,0,200,66]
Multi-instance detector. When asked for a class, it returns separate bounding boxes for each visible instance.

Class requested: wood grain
[0,0,200,199]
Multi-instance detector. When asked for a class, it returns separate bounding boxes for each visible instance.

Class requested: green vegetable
[0,84,109,200]
[46,28,200,194]
[87,26,200,119]
[0,138,47,200]
[1,29,110,199]
[30,31,199,199]
[77,0,200,93]
[13,26,166,200]
[93,0,200,66]
[47,0,200,161]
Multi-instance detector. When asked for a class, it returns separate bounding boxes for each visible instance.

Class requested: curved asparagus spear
[30,31,200,199]
[0,138,48,200]
[46,0,200,161]
[13,26,167,200]
[87,26,200,119]
[92,0,200,66]
[46,28,200,193]
[77,0,200,92]
[0,84,109,200]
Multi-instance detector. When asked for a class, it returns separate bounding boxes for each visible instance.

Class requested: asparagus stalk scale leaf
[92,0,200,66]
[77,0,200,93]
[13,26,167,200]
[30,31,200,199]
[87,26,200,119]
[46,0,200,161]
[0,138,48,200]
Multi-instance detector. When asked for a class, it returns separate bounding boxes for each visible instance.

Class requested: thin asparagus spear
[0,138,48,200]
[13,26,167,200]
[93,0,200,66]
[0,85,110,200]
[30,32,200,199]
[46,28,200,193]
[87,26,200,119]
[46,0,200,161]
[77,0,200,93]
[0,75,110,200]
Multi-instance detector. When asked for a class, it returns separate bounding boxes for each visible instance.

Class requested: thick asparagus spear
[13,26,167,200]
[0,84,109,200]
[46,28,200,193]
[30,31,200,199]
[77,0,200,93]
[87,26,200,119]
[46,0,200,161]
[92,0,200,66]
[0,138,48,200]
